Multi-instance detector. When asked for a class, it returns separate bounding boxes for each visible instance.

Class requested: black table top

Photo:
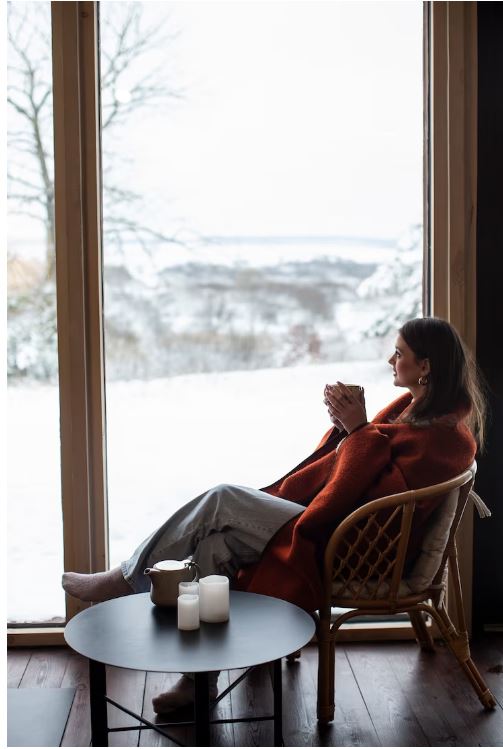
[64,591,315,673]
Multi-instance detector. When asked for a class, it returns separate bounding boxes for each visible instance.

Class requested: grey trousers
[121,483,304,593]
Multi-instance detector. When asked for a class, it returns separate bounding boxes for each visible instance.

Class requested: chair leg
[409,610,435,652]
[423,604,496,709]
[317,629,335,723]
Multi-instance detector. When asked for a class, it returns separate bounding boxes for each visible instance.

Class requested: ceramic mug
[324,383,365,404]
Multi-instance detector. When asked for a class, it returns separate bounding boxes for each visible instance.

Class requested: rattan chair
[313,464,496,722]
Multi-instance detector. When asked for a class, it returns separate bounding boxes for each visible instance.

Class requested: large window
[6,2,480,644]
[99,2,423,568]
[7,1,65,624]
[7,1,445,635]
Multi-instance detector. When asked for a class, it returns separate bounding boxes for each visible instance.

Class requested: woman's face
[388,334,430,389]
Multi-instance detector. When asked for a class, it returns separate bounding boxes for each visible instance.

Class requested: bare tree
[7,1,184,280]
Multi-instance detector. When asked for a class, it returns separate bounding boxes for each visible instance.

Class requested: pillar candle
[179,581,199,596]
[177,593,200,630]
[199,575,230,623]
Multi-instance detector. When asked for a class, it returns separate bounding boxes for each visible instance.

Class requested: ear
[420,358,430,376]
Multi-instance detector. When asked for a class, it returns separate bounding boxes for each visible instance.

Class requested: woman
[62,316,485,712]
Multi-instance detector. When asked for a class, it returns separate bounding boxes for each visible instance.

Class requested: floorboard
[210,670,235,747]
[107,666,146,747]
[433,641,502,746]
[61,651,91,747]
[305,646,381,747]
[230,664,274,747]
[471,636,503,710]
[344,643,429,746]
[430,643,503,747]
[282,653,319,746]
[19,648,70,689]
[386,644,465,746]
[7,648,31,688]
[140,672,190,747]
[7,639,503,747]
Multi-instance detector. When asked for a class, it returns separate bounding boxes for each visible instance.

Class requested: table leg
[272,659,284,746]
[89,659,108,747]
[194,672,211,746]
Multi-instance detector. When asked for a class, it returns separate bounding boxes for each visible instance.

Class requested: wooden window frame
[8,1,477,646]
[428,1,478,633]
[8,1,107,646]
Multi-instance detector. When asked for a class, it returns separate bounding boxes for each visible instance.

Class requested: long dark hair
[398,317,487,449]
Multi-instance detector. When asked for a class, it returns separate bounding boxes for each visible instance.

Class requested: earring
[418,375,429,386]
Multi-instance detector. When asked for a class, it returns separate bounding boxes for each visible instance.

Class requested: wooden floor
[7,636,503,747]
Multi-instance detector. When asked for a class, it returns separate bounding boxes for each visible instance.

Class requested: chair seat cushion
[331,578,412,599]
[405,487,458,592]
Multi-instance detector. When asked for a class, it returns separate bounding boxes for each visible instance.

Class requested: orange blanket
[235,393,476,611]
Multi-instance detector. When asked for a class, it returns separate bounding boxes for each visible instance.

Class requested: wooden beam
[7,629,67,648]
[51,1,107,623]
[429,1,478,632]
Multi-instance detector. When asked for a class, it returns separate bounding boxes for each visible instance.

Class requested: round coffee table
[65,591,315,746]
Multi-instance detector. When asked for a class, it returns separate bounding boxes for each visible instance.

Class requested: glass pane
[7,1,65,624]
[99,1,423,567]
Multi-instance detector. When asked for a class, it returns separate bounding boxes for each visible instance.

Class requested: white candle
[199,575,230,623]
[179,581,199,596]
[177,594,200,630]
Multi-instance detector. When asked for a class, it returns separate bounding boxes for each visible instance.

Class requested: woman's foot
[62,566,133,602]
[152,674,219,714]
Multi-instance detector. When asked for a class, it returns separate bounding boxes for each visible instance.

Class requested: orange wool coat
[235,393,477,612]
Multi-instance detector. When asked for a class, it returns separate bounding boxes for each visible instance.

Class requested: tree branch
[8,192,46,206]
[8,208,46,224]
[7,95,32,120]
[104,216,184,246]
[8,1,185,267]
[8,172,44,192]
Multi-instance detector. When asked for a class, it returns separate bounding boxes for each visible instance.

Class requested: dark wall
[473,2,503,634]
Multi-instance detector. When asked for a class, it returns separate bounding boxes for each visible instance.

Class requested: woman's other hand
[324,382,367,434]
[323,392,344,430]
[323,384,345,430]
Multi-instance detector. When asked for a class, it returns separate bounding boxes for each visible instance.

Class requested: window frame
[428,0,478,631]
[8,0,477,645]
[8,0,107,645]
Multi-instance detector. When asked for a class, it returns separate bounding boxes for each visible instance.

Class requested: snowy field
[8,360,397,622]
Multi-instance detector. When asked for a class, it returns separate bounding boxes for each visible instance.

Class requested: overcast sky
[8,1,423,249]
[104,0,423,240]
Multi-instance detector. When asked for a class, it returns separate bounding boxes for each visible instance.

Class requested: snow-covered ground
[8,360,398,622]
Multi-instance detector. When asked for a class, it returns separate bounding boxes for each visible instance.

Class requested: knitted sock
[62,566,133,602]
[152,673,219,714]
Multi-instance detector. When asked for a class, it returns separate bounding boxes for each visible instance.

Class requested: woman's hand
[323,386,344,430]
[323,381,368,434]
